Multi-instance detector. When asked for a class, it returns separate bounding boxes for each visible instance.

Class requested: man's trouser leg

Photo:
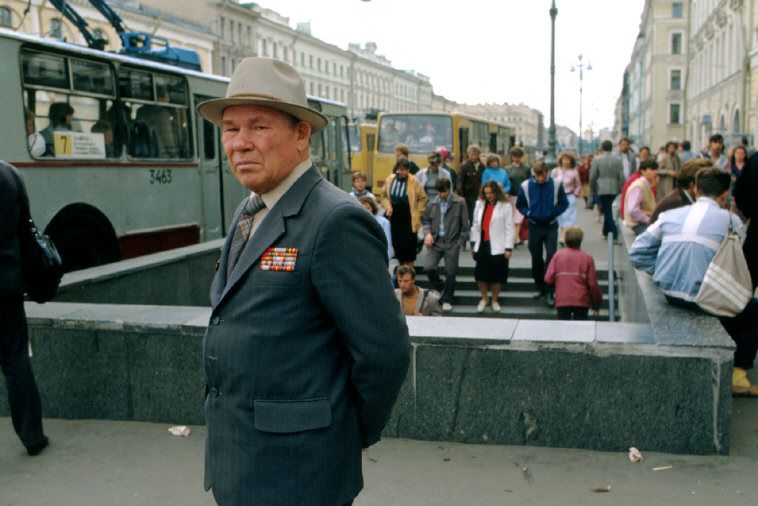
[0,295,45,449]
[719,299,758,370]
[543,223,558,295]
[600,194,618,238]
[424,243,445,292]
[440,241,460,304]
[528,223,547,294]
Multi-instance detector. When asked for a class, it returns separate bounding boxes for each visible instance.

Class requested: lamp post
[545,0,558,168]
[570,54,591,156]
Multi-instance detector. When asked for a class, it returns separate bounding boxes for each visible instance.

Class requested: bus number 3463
[149,169,173,185]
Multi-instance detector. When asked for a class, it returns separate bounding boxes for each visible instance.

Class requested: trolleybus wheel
[46,206,120,273]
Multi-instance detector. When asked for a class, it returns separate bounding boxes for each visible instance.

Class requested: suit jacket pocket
[253,397,332,433]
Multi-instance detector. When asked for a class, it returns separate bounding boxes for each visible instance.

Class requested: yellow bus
[347,122,376,182]
[372,111,515,194]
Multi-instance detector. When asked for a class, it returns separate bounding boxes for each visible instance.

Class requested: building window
[301,52,305,66]
[50,18,62,38]
[325,61,329,75]
[283,47,288,62]
[219,16,225,39]
[309,82,314,95]
[221,56,227,75]
[671,32,682,55]
[670,69,682,90]
[672,2,683,18]
[0,6,12,28]
[246,26,251,46]
[231,59,236,73]
[317,58,321,72]
[272,42,278,58]
[261,39,267,57]
[309,55,313,69]
[669,103,681,124]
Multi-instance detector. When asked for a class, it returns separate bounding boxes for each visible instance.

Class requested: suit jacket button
[210,387,219,397]
[210,316,221,325]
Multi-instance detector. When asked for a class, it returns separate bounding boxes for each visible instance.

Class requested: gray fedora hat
[197,57,327,133]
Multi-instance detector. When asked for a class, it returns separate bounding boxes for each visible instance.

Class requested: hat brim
[197,97,328,134]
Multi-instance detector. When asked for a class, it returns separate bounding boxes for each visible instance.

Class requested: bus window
[21,51,68,89]
[348,123,362,153]
[71,59,115,95]
[377,114,452,154]
[119,68,192,160]
[203,119,215,160]
[21,50,119,159]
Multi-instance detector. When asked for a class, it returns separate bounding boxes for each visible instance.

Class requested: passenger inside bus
[39,102,74,156]
[91,121,114,158]
[24,107,45,158]
[135,85,179,158]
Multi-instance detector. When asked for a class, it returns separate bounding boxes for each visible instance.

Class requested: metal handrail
[607,230,616,321]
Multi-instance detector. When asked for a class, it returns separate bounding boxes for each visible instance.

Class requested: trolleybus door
[195,94,227,239]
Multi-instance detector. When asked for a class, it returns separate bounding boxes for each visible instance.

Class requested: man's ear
[296,122,312,153]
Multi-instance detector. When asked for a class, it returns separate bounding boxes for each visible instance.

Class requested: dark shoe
[26,437,49,456]
[546,293,556,307]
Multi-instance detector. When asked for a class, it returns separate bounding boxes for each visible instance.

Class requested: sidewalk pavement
[2,397,757,506]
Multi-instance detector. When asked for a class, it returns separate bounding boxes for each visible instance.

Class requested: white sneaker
[477,299,488,312]
[492,300,501,312]
[442,302,453,312]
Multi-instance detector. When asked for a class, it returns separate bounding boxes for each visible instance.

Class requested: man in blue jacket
[517,160,568,306]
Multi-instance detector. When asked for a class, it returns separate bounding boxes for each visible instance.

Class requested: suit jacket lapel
[215,166,323,308]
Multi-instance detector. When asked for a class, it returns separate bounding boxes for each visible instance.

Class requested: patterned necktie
[227,195,266,281]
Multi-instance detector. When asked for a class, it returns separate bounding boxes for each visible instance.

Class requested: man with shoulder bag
[629,168,758,397]
[0,160,50,455]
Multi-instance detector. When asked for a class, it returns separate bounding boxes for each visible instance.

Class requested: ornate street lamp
[570,54,592,156]
[545,0,558,168]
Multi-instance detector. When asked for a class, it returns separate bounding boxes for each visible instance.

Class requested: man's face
[353,178,367,192]
[639,148,650,161]
[535,173,548,184]
[710,140,724,155]
[397,273,416,295]
[512,156,522,165]
[438,188,449,200]
[667,144,677,155]
[221,105,310,193]
[394,149,404,159]
[620,140,630,153]
[642,168,658,185]
[469,150,480,162]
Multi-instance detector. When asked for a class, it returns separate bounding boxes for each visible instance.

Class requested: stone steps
[412,266,619,321]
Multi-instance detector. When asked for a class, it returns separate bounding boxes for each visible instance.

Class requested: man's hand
[504,251,512,259]
[424,233,434,247]
[385,206,393,218]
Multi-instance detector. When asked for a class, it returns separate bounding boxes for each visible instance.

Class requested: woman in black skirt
[381,157,428,265]
[470,180,515,312]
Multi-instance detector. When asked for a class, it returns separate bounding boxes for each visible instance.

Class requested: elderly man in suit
[0,161,49,456]
[590,140,625,240]
[197,57,410,506]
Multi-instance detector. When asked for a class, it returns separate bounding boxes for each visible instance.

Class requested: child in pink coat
[544,227,602,320]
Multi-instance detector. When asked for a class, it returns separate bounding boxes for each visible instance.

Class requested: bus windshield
[377,114,452,154]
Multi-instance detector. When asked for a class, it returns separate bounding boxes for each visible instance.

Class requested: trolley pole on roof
[545,0,558,168]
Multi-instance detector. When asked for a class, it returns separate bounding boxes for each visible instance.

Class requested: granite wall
[0,303,733,455]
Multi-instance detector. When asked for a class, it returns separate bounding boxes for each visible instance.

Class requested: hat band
[227,92,290,102]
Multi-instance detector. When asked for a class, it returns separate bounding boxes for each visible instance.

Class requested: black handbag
[7,165,64,303]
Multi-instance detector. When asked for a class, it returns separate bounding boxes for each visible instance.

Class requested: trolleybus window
[22,49,118,159]
[118,67,192,160]
[470,121,489,151]
[377,115,452,154]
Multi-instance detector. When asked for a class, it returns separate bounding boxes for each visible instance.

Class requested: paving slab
[2,404,757,506]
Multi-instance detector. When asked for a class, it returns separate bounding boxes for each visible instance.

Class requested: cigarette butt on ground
[653,465,673,471]
[590,485,612,492]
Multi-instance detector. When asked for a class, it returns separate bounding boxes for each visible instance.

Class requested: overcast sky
[260,0,645,134]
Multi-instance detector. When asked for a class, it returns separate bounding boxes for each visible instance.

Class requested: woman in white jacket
[470,180,515,312]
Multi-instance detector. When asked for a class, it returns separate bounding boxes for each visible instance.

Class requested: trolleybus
[1,28,351,272]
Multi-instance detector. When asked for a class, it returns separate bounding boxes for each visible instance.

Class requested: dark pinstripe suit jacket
[203,166,410,505]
